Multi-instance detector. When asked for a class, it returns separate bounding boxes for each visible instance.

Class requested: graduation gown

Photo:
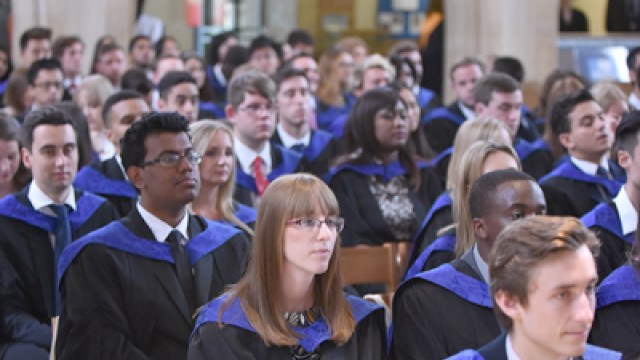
[188,295,387,360]
[0,187,117,357]
[73,156,137,218]
[406,191,453,268]
[581,202,633,281]
[421,102,466,155]
[404,233,456,280]
[540,161,624,217]
[315,94,355,132]
[514,138,554,180]
[233,145,305,207]
[448,333,621,360]
[390,258,500,360]
[271,129,340,179]
[55,208,251,360]
[591,265,640,359]
[327,160,443,247]
[416,86,442,115]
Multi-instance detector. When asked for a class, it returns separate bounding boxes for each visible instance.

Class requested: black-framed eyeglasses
[34,81,63,89]
[139,151,202,168]
[285,216,345,233]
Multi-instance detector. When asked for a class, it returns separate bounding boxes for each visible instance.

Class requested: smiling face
[503,245,597,359]
[22,124,78,200]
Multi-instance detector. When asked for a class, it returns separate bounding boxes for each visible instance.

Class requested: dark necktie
[290,143,306,153]
[50,204,71,316]
[166,230,196,314]
[252,156,269,196]
[597,166,612,180]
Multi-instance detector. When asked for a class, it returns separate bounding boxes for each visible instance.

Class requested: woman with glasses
[189,173,387,359]
[189,120,255,235]
[327,87,443,248]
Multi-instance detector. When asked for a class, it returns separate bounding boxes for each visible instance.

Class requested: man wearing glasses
[225,69,305,207]
[56,112,250,360]
[27,59,64,113]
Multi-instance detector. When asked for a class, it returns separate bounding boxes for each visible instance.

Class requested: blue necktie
[50,204,71,316]
[290,143,306,153]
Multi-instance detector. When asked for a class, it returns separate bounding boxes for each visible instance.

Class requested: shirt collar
[570,156,608,176]
[276,123,311,148]
[505,335,523,360]
[28,181,77,212]
[114,154,128,179]
[233,136,272,175]
[457,101,476,120]
[136,202,189,243]
[473,244,490,284]
[213,63,227,86]
[614,186,638,235]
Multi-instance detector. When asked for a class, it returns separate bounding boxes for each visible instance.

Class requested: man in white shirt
[51,36,84,101]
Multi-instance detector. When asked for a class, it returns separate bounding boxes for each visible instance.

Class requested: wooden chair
[340,242,409,306]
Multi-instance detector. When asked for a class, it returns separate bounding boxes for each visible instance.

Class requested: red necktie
[252,156,269,196]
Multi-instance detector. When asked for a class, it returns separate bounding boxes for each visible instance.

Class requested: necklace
[283,307,323,360]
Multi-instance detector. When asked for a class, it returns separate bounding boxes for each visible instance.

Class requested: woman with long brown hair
[189,174,387,359]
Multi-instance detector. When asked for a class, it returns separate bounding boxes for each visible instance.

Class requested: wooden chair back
[340,242,409,293]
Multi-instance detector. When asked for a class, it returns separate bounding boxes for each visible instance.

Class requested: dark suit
[73,156,137,218]
[56,208,250,360]
[270,129,340,179]
[0,186,117,359]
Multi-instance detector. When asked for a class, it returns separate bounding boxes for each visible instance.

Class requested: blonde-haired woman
[189,120,255,235]
[405,141,521,278]
[189,174,387,359]
[74,74,115,161]
[408,116,511,267]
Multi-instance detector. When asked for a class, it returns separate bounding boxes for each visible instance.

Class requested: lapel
[478,333,508,360]
[122,209,194,326]
[187,215,213,306]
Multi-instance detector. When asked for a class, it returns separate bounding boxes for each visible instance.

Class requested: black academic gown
[73,156,137,218]
[188,295,387,360]
[591,265,640,360]
[233,145,305,207]
[581,202,634,282]
[55,208,250,360]
[447,333,621,360]
[406,191,453,268]
[0,187,117,357]
[539,160,624,218]
[422,102,466,155]
[270,128,340,179]
[514,138,554,180]
[390,254,500,360]
[327,160,443,247]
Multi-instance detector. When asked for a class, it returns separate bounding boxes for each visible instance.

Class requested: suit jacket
[271,129,340,179]
[233,144,305,207]
[74,156,137,218]
[0,186,117,356]
[55,208,250,360]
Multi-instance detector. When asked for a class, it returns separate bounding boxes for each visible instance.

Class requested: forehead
[491,180,544,209]
[365,67,391,79]
[26,38,50,49]
[279,76,308,91]
[240,91,270,105]
[64,42,84,52]
[32,124,75,144]
[291,56,317,69]
[157,59,184,72]
[569,100,602,121]
[453,64,483,79]
[100,49,124,61]
[134,38,151,47]
[111,98,149,116]
[489,90,522,104]
[528,246,596,293]
[144,131,191,155]
[168,82,198,96]
[35,68,63,80]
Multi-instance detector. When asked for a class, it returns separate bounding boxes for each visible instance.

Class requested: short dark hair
[54,102,94,168]
[27,58,63,85]
[20,106,75,151]
[207,31,236,65]
[51,36,83,60]
[450,57,486,80]
[128,34,151,53]
[387,40,419,58]
[549,88,595,135]
[152,54,182,72]
[469,169,536,219]
[227,69,276,108]
[96,43,124,62]
[492,56,525,83]
[157,71,197,100]
[154,36,180,57]
[286,29,314,47]
[489,216,600,331]
[121,68,152,96]
[101,90,145,128]
[272,67,307,90]
[473,73,520,106]
[19,27,51,52]
[120,111,189,172]
[614,110,640,157]
[627,46,640,70]
[248,35,282,60]
[389,55,417,85]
